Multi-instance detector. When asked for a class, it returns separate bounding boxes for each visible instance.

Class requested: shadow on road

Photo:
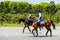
[29,35,58,37]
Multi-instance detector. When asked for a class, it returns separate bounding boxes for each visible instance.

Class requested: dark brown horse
[23,18,36,33]
[17,18,36,33]
[32,20,56,37]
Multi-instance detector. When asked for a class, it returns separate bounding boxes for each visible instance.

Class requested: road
[0,27,60,40]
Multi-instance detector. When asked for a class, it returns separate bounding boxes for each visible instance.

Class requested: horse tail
[50,20,56,29]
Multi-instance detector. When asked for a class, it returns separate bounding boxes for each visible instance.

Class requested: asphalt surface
[0,27,60,40]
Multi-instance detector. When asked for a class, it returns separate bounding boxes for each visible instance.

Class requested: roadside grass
[0,22,24,27]
[55,23,60,26]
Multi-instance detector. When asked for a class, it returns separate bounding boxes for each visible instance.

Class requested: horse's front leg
[27,26,31,33]
[32,27,38,37]
[23,25,26,33]
[38,25,44,30]
[36,28,38,36]
[38,26,41,30]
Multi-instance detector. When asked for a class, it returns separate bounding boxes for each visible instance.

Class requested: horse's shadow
[29,35,58,37]
[37,36,50,37]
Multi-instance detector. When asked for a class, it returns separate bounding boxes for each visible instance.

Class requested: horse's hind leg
[23,26,26,33]
[27,26,31,33]
[50,29,52,36]
[46,29,49,36]
[46,29,52,37]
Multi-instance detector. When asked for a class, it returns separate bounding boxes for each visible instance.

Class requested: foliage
[0,1,60,26]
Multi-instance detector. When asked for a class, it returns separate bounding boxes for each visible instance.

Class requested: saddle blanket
[37,21,44,24]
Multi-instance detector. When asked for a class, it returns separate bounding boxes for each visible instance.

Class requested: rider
[37,10,43,24]
[28,11,32,19]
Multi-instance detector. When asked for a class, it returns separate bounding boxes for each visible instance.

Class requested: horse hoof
[35,36,37,37]
[34,35,38,37]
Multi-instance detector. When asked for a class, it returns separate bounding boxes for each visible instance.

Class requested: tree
[39,2,50,12]
[50,1,56,14]
[55,4,60,11]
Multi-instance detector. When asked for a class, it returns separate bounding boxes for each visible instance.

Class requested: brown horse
[32,20,55,37]
[17,18,36,33]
